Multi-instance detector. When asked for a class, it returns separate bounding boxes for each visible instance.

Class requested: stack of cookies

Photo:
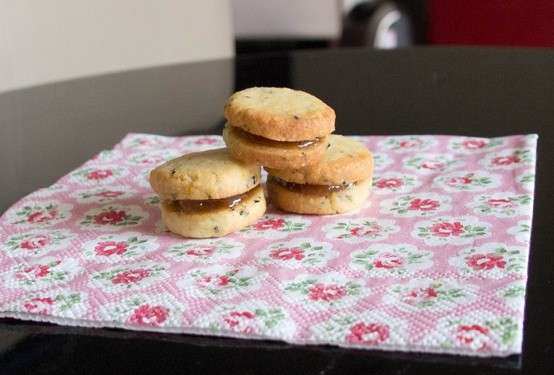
[150,87,374,238]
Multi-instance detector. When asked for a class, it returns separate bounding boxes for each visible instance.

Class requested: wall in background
[231,0,341,40]
[0,0,234,92]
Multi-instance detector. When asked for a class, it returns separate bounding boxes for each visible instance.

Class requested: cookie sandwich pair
[223,87,374,216]
[266,134,373,215]
[149,149,266,238]
[223,87,335,169]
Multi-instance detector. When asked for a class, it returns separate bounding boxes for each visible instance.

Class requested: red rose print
[373,253,404,269]
[217,275,230,286]
[255,218,286,231]
[403,287,438,305]
[492,155,520,166]
[375,178,402,189]
[17,264,52,279]
[308,283,347,302]
[223,311,256,334]
[27,210,57,224]
[140,155,165,164]
[350,225,381,237]
[23,297,55,314]
[448,176,472,186]
[95,241,128,256]
[186,246,215,257]
[487,198,513,208]
[111,269,150,284]
[430,222,464,237]
[410,287,437,298]
[399,140,418,148]
[199,275,230,287]
[96,191,124,198]
[94,210,127,225]
[195,137,217,145]
[20,235,50,250]
[346,322,390,345]
[87,169,113,180]
[270,247,305,261]
[33,265,50,277]
[467,254,506,271]
[455,324,490,351]
[128,304,169,326]
[409,198,440,211]
[462,139,487,149]
[421,161,445,170]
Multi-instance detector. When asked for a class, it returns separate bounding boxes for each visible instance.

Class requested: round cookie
[161,185,266,238]
[149,148,260,200]
[223,125,327,169]
[224,87,335,141]
[265,135,373,185]
[267,177,371,215]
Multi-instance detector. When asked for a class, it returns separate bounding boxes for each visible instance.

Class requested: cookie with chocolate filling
[223,87,335,169]
[266,135,373,215]
[149,148,266,238]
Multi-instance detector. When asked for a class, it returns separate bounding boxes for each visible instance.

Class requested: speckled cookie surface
[149,148,261,200]
[265,135,373,185]
[223,125,327,169]
[161,185,266,238]
[224,87,335,141]
[267,177,371,215]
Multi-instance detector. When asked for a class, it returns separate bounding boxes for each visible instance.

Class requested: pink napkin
[0,133,537,357]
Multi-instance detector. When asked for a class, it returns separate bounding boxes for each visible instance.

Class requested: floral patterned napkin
[0,133,537,357]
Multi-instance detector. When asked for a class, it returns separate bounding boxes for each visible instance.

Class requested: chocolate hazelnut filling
[168,185,260,213]
[269,175,354,195]
[230,125,321,149]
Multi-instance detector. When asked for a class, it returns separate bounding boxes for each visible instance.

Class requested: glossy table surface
[0,47,553,374]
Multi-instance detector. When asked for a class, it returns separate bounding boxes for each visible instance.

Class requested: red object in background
[428,0,554,47]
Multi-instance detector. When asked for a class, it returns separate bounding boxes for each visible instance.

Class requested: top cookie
[265,135,373,185]
[224,87,335,142]
[149,148,261,200]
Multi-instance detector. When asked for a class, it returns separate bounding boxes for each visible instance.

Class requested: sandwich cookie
[223,87,335,169]
[149,148,266,238]
[266,135,373,215]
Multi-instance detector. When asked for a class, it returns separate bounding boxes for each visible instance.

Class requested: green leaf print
[445,289,465,300]
[51,271,68,281]
[503,285,525,298]
[345,282,361,296]
[56,293,81,311]
[285,280,314,292]
[235,277,251,287]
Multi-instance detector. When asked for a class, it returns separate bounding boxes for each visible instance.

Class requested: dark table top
[0,47,553,374]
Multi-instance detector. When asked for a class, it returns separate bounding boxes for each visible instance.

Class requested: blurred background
[1,0,553,213]
[2,0,553,92]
